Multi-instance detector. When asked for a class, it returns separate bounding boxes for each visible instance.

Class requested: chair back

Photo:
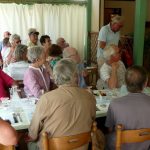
[42,132,91,150]
[0,144,14,150]
[42,122,98,150]
[116,124,150,150]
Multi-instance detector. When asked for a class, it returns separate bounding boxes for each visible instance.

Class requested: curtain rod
[0,0,87,5]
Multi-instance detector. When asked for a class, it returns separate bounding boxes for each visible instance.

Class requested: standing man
[97,15,123,68]
[105,66,150,150]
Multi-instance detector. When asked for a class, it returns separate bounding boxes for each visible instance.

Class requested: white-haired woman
[7,44,29,80]
[5,34,21,65]
[23,46,53,98]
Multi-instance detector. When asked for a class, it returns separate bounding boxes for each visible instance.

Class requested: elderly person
[97,44,126,89]
[4,34,21,66]
[63,47,87,88]
[40,35,52,58]
[7,44,29,80]
[97,15,123,69]
[27,58,96,150]
[0,119,18,146]
[1,38,11,63]
[23,46,52,98]
[0,31,11,51]
[56,37,69,51]
[105,66,150,150]
[0,69,16,99]
[27,28,40,48]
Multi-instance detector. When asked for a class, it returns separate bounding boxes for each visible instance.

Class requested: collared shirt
[29,85,96,149]
[97,23,120,58]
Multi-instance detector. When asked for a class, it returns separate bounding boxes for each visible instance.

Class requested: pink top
[23,66,51,98]
[0,70,14,98]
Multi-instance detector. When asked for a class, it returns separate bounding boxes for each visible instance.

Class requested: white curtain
[0,3,86,58]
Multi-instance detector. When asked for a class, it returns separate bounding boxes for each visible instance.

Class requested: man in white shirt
[97,15,123,68]
[97,44,126,89]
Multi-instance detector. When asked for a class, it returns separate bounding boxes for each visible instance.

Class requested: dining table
[0,86,150,131]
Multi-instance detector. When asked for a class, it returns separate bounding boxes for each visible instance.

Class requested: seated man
[27,28,40,48]
[27,58,96,150]
[0,31,11,51]
[97,44,126,89]
[63,47,87,88]
[40,35,52,58]
[0,118,18,146]
[56,37,69,51]
[105,66,150,150]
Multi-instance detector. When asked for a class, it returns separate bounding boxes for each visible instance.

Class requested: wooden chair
[42,122,98,150]
[116,124,150,150]
[0,144,15,150]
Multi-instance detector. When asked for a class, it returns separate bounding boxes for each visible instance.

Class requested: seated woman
[48,44,62,69]
[5,34,21,65]
[7,44,29,80]
[0,69,15,99]
[23,46,53,98]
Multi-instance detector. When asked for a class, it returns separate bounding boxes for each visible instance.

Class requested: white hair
[9,34,20,43]
[103,45,116,61]
[111,15,123,25]
[53,58,77,85]
[27,46,44,63]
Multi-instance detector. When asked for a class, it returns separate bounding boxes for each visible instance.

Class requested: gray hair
[9,34,20,43]
[27,46,44,63]
[15,44,27,61]
[111,15,123,25]
[103,45,116,61]
[125,66,148,93]
[53,58,77,85]
[63,47,77,58]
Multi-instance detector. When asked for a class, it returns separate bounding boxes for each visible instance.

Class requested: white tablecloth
[0,98,36,130]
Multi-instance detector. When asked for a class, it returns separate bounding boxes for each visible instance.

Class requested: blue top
[77,63,87,88]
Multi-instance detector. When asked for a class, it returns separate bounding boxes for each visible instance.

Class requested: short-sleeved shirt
[97,24,120,58]
[0,70,14,98]
[105,93,150,150]
[100,61,126,88]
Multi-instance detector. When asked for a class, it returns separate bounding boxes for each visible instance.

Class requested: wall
[91,0,100,32]
[105,1,135,35]
[91,0,150,35]
[147,0,150,21]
